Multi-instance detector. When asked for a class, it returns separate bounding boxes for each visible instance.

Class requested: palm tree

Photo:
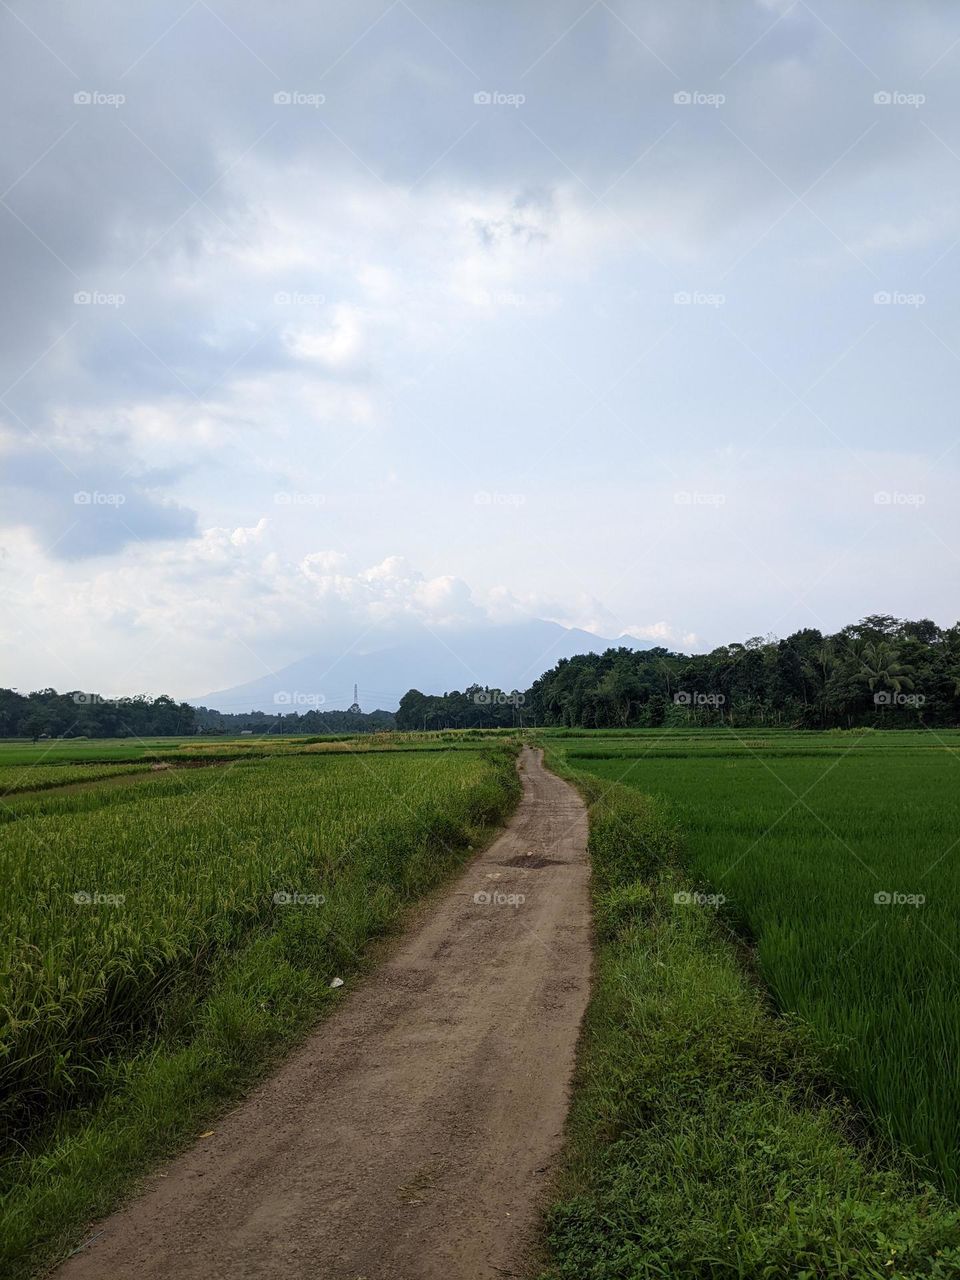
[858,641,915,698]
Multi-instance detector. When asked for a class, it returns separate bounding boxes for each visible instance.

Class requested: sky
[1,0,959,699]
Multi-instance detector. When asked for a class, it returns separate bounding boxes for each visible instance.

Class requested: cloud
[3,0,960,693]
[0,437,198,558]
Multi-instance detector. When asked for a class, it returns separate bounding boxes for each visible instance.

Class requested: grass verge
[539,754,960,1279]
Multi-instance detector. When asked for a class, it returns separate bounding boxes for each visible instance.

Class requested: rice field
[0,737,519,1249]
[0,763,154,795]
[546,727,960,1194]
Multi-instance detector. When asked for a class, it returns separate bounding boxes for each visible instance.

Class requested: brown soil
[53,745,592,1280]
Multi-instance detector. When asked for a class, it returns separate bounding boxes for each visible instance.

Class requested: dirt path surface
[54,746,592,1280]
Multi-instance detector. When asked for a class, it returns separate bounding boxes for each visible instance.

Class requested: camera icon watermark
[473,889,525,907]
[674,290,725,307]
[673,890,726,908]
[673,90,725,108]
[273,691,326,707]
[473,90,526,107]
[473,690,525,707]
[674,691,725,707]
[873,690,925,707]
[74,90,125,108]
[274,491,325,507]
[873,90,925,108]
[674,490,726,507]
[74,290,125,307]
[273,90,325,107]
[74,491,126,506]
[873,890,925,907]
[873,290,925,307]
[873,490,925,506]
[274,290,325,306]
[474,490,526,507]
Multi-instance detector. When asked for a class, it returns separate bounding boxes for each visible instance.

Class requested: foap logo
[474,490,526,507]
[74,290,125,307]
[674,691,725,708]
[674,290,725,307]
[273,90,325,107]
[273,890,325,906]
[873,490,925,507]
[674,890,726,908]
[874,890,925,907]
[74,491,126,506]
[873,290,925,308]
[274,290,325,306]
[473,690,525,707]
[674,490,725,507]
[874,690,925,708]
[489,289,526,307]
[473,889,525,907]
[73,90,125,108]
[673,90,725,108]
[873,90,925,108]
[473,90,526,107]
[273,691,326,707]
[73,890,125,906]
[274,491,325,507]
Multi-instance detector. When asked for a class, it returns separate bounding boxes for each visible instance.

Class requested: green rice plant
[0,741,520,1280]
[540,752,960,1279]
[549,729,960,1196]
[0,764,152,795]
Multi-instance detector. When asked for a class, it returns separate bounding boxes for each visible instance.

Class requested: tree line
[399,615,960,730]
[0,688,197,739]
[0,689,398,739]
[8,614,959,738]
[192,706,396,734]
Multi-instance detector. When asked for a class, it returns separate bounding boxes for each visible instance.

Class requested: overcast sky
[2,0,959,698]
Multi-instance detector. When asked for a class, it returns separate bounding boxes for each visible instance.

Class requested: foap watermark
[273,890,325,906]
[488,289,526,308]
[274,290,325,306]
[674,490,725,506]
[674,290,725,307]
[273,90,325,107]
[674,890,726,908]
[273,691,326,707]
[473,889,525,907]
[873,90,925,108]
[873,290,925,308]
[874,890,925,907]
[874,490,925,506]
[72,692,134,706]
[674,691,725,708]
[74,89,125,108]
[73,890,125,906]
[74,491,126,506]
[874,690,925,708]
[474,690,525,707]
[474,490,525,507]
[674,90,725,108]
[74,290,125,308]
[473,90,525,107]
[274,491,325,507]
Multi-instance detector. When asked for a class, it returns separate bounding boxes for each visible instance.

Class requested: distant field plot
[0,763,153,795]
[547,728,960,1194]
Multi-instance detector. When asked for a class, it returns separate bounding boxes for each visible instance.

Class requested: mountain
[194,619,650,713]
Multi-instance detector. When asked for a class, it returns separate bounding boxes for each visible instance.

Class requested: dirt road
[55,745,592,1280]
